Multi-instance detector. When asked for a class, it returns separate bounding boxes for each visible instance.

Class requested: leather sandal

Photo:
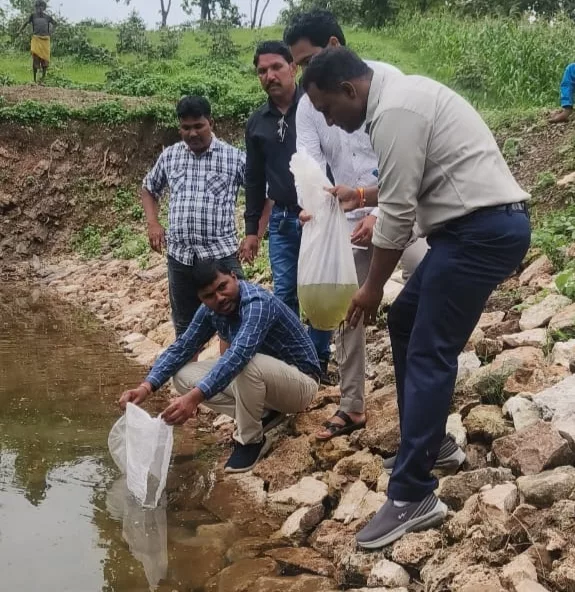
[316,410,366,441]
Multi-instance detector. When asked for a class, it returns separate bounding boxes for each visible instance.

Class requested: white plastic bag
[290,148,358,330]
[107,476,168,590]
[108,402,174,508]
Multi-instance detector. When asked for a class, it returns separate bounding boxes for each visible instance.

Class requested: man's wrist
[141,381,154,395]
[188,387,206,403]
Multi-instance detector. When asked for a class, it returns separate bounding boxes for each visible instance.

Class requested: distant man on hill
[549,63,575,123]
[142,95,246,344]
[119,259,320,473]
[17,0,56,84]
[302,47,530,548]
[283,9,429,441]
[240,40,333,383]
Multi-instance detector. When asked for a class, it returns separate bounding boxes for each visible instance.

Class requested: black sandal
[316,410,366,441]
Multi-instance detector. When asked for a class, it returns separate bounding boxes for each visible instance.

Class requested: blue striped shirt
[145,282,320,399]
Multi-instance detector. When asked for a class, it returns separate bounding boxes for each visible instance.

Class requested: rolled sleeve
[143,152,168,201]
[196,299,274,399]
[145,307,215,390]
[370,108,430,250]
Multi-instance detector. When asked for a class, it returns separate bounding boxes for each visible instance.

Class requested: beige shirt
[366,69,530,251]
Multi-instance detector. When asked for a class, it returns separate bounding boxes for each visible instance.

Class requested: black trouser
[167,254,244,337]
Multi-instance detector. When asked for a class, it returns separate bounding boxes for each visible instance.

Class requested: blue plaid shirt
[143,138,246,266]
[145,282,321,399]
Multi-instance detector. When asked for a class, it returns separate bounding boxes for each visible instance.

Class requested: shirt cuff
[245,220,260,236]
[144,373,162,391]
[195,377,216,400]
[372,223,412,251]
[369,207,379,218]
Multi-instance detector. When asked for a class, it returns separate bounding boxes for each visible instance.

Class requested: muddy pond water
[0,285,316,592]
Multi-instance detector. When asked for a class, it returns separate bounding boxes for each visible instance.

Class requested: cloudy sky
[51,0,287,27]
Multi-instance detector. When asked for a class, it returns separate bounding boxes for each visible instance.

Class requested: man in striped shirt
[119,259,320,473]
[141,95,246,339]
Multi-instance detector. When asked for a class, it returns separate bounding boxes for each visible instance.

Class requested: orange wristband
[356,187,366,208]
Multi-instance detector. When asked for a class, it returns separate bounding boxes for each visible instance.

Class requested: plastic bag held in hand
[108,403,174,508]
[290,148,358,330]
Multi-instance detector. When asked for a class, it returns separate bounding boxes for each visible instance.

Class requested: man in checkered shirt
[120,259,320,473]
[141,95,246,339]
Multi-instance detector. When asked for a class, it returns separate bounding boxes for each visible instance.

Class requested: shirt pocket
[205,171,232,201]
[168,168,187,196]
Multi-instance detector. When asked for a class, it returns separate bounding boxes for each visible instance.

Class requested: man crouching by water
[119,259,320,473]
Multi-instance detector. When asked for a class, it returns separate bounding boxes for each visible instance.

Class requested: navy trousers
[387,204,531,502]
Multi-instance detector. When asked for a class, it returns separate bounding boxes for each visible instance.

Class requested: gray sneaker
[356,493,448,549]
[383,435,466,475]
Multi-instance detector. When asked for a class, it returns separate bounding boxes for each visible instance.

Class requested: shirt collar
[181,134,221,156]
[263,85,303,116]
[366,67,385,125]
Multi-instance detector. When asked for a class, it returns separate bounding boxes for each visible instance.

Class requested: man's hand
[161,388,204,426]
[326,185,361,212]
[239,235,259,264]
[119,383,152,410]
[147,221,166,254]
[299,209,312,225]
[351,215,377,247]
[346,282,384,329]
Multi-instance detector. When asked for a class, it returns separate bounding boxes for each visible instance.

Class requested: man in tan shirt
[302,47,531,548]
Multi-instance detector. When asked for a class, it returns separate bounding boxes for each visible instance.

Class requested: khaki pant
[336,237,428,414]
[173,354,318,444]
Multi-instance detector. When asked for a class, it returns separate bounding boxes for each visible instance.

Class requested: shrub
[116,11,151,55]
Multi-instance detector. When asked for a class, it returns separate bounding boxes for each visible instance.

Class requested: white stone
[502,329,548,349]
[367,559,410,588]
[122,332,146,345]
[519,255,554,285]
[268,477,329,514]
[478,311,506,329]
[128,338,163,366]
[533,374,575,420]
[551,339,575,368]
[515,582,549,592]
[549,302,575,331]
[519,295,572,331]
[333,480,387,525]
[553,411,575,444]
[479,482,519,517]
[446,413,467,448]
[381,280,404,307]
[227,473,267,505]
[213,414,234,428]
[376,472,390,493]
[502,553,538,589]
[457,351,482,386]
[278,505,325,540]
[502,396,541,431]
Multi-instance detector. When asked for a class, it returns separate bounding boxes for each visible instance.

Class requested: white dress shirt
[296,60,403,241]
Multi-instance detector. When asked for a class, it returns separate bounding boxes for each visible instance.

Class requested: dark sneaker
[262,410,286,433]
[224,437,272,474]
[383,435,466,475]
[356,493,448,549]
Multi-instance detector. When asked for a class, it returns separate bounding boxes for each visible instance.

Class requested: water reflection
[106,477,168,590]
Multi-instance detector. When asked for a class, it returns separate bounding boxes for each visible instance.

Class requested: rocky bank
[19,249,575,592]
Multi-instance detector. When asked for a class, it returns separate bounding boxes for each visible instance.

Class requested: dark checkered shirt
[144,138,246,265]
[145,281,321,399]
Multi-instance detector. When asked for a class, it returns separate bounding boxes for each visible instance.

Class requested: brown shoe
[549,107,572,123]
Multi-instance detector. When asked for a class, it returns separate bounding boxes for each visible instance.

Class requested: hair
[283,9,346,49]
[302,47,370,93]
[35,0,47,8]
[176,95,212,120]
[253,40,293,68]
[190,259,234,292]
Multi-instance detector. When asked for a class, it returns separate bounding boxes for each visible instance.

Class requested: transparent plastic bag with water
[290,148,358,330]
[108,402,174,509]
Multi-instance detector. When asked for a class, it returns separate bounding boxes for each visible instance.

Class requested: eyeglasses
[277,116,288,143]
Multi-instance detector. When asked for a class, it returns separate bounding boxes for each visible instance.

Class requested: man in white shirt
[302,47,530,547]
[284,10,428,440]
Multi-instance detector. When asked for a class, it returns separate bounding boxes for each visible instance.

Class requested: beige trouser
[173,354,318,445]
[336,237,429,414]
